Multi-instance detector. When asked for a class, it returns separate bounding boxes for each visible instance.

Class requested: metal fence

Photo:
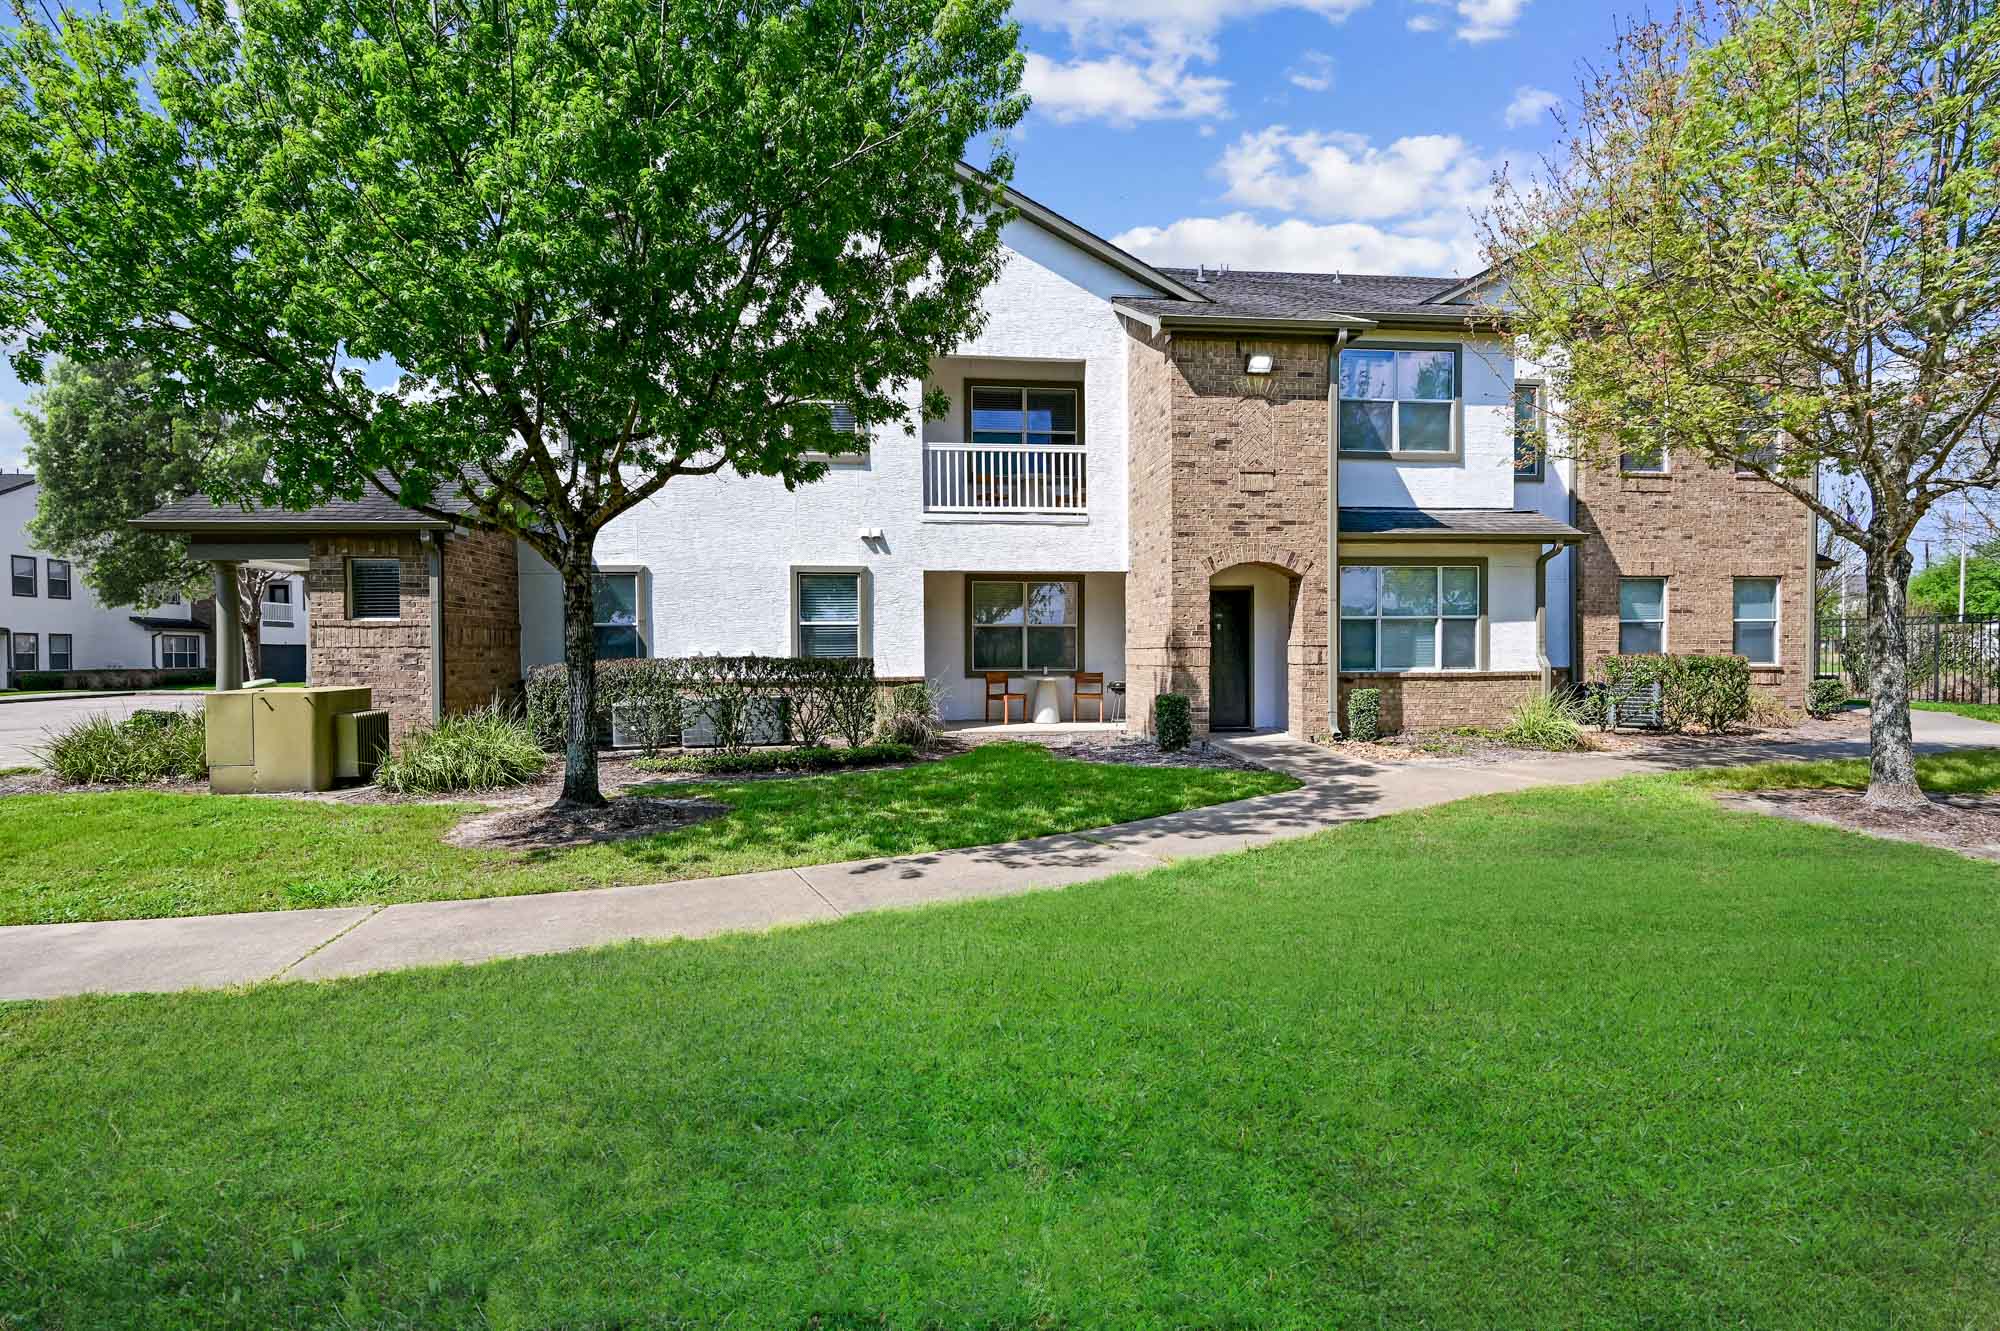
[1818,615,2000,703]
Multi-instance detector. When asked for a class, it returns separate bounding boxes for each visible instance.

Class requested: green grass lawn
[1914,699,2000,725]
[3,771,1995,1329]
[1688,745,2000,795]
[0,743,1293,925]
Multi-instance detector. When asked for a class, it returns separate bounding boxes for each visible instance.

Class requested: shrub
[1670,654,1752,732]
[635,741,917,776]
[1746,689,1800,730]
[1574,684,1608,729]
[876,681,943,748]
[1154,693,1192,752]
[40,710,206,784]
[523,655,877,752]
[1500,689,1589,750]
[1346,687,1382,742]
[374,705,547,795]
[1808,678,1848,718]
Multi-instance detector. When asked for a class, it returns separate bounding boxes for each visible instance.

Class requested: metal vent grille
[349,559,402,620]
[681,697,789,748]
[1608,680,1662,729]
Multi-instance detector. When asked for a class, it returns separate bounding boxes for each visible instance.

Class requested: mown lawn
[3,772,1996,1329]
[0,743,1293,924]
[1687,745,2000,794]
[1914,699,2000,725]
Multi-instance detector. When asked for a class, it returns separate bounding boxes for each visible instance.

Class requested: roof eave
[130,516,452,534]
[1111,303,1379,335]
[1341,528,1585,545]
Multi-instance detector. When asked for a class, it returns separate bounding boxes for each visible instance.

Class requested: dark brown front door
[1209,588,1253,730]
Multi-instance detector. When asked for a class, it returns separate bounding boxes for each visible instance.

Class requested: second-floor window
[1339,346,1459,456]
[968,385,1079,448]
[1513,383,1545,480]
[46,558,71,599]
[263,580,293,625]
[11,555,34,597]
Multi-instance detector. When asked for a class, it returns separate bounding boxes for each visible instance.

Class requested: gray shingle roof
[129,615,213,633]
[0,473,34,497]
[1339,507,1584,542]
[134,483,470,532]
[1119,268,1481,329]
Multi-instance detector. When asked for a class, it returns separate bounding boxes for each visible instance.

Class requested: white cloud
[1022,51,1229,125]
[1114,213,1473,275]
[1012,0,1372,124]
[1404,0,1527,42]
[1286,51,1335,93]
[1406,13,1441,31]
[1503,85,1559,129]
[1218,126,1493,223]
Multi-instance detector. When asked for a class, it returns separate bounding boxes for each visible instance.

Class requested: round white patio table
[1030,676,1062,725]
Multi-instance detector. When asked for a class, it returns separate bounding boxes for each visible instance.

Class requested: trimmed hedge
[1154,693,1192,752]
[525,655,878,755]
[1597,654,1752,732]
[634,742,917,777]
[1808,678,1847,718]
[1346,687,1382,742]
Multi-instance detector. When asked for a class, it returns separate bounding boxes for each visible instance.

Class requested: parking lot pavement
[0,694,200,768]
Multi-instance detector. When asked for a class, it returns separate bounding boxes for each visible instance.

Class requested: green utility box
[205,686,376,793]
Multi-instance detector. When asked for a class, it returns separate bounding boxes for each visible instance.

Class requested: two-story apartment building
[137,174,1814,737]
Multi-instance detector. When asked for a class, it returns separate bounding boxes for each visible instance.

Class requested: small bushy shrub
[1574,685,1608,729]
[1745,689,1800,730]
[636,742,916,776]
[1672,654,1752,732]
[40,710,206,784]
[876,681,943,748]
[1500,690,1589,751]
[1346,688,1381,742]
[523,655,878,753]
[1154,693,1192,752]
[374,706,547,795]
[1808,678,1848,718]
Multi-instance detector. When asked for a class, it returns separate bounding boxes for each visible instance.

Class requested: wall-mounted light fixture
[1245,353,1275,375]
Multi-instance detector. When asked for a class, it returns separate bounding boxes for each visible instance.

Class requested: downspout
[1326,328,1353,737]
[426,532,445,723]
[1534,542,1561,694]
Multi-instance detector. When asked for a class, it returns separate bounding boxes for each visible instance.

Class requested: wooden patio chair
[1072,671,1106,722]
[984,672,1026,725]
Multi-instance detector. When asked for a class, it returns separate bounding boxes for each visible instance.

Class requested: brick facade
[1574,455,1815,708]
[1338,671,1549,734]
[1123,320,1332,738]
[306,528,520,736]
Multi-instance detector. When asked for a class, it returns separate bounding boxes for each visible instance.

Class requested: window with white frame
[48,633,71,670]
[11,632,36,672]
[10,555,34,597]
[796,572,862,658]
[161,634,200,670]
[46,558,71,600]
[1733,578,1779,664]
[970,579,1079,672]
[1338,346,1459,455]
[968,385,1079,448]
[1339,565,1481,671]
[592,571,643,659]
[1513,382,1544,480]
[262,579,294,625]
[1619,578,1667,654]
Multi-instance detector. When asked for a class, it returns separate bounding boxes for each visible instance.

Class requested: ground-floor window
[1733,578,1779,664]
[796,572,863,658]
[161,634,200,670]
[1618,578,1667,654]
[970,578,1079,672]
[1339,564,1480,671]
[593,571,643,659]
[11,632,36,672]
[48,633,71,671]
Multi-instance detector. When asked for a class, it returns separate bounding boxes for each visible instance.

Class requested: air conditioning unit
[681,696,789,748]
[610,701,676,750]
[335,708,391,781]
[1608,680,1663,729]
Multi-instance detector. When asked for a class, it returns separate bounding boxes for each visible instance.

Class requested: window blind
[349,559,402,620]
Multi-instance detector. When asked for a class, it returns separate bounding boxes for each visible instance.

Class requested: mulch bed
[443,795,731,852]
[1716,788,2000,861]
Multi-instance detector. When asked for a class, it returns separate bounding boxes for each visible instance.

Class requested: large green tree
[19,357,287,672]
[1486,0,2000,810]
[0,0,1024,805]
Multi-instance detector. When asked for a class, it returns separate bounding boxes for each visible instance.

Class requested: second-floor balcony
[923,443,1088,516]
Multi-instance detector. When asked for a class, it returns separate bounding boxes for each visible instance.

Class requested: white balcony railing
[923,443,1088,514]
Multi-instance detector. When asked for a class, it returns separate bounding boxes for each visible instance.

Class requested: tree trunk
[237,576,262,681]
[1863,543,1928,811]
[557,553,604,808]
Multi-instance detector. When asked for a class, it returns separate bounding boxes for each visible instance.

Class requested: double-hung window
[161,634,200,670]
[10,555,34,597]
[1733,578,1779,664]
[11,632,36,672]
[46,558,70,599]
[1339,565,1480,671]
[970,579,1079,672]
[1338,346,1459,455]
[1619,578,1667,654]
[796,573,862,658]
[1513,382,1545,480]
[592,572,643,659]
[48,633,71,671]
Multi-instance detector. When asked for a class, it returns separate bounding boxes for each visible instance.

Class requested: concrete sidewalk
[6,711,1998,1001]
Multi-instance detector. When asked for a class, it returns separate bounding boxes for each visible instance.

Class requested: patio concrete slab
[285,869,837,982]
[0,905,371,1001]
[795,834,1156,913]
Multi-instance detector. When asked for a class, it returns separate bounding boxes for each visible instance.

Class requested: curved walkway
[6,712,1998,1001]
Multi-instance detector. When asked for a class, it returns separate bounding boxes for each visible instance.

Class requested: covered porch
[921,570,1127,725]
